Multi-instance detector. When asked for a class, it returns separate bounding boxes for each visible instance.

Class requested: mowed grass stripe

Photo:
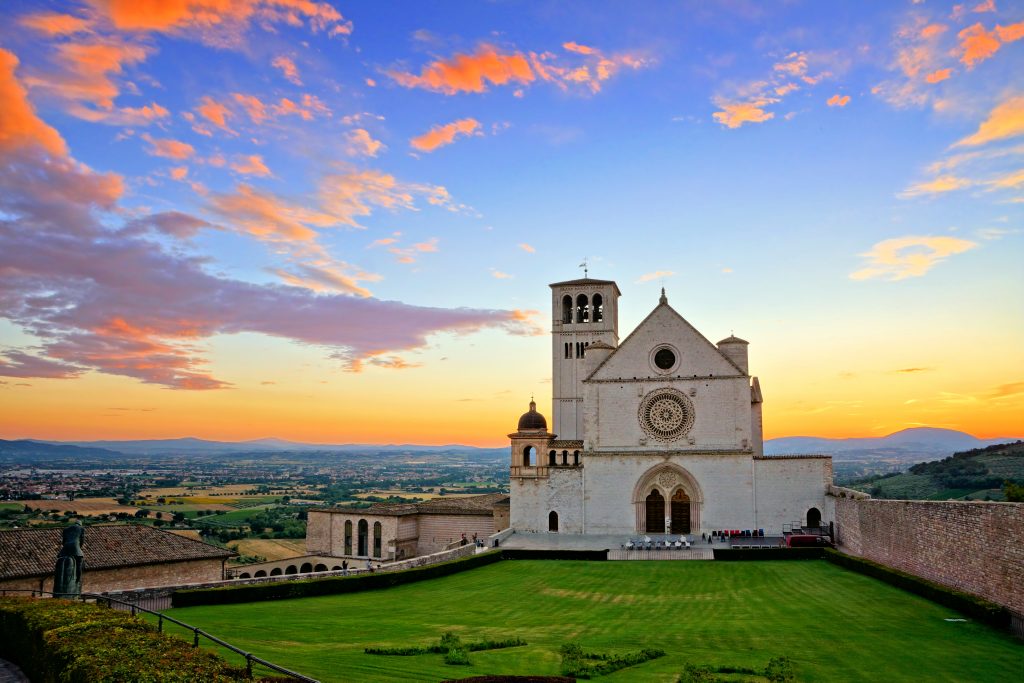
[163,560,1023,682]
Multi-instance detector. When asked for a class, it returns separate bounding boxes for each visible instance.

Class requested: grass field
[162,560,1022,682]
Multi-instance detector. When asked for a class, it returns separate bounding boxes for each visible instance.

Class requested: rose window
[638,389,694,442]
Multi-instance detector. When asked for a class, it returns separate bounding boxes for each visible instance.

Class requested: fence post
[158,615,163,632]
[246,654,253,679]
[193,628,200,647]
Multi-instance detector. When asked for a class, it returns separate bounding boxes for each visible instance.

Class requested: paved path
[0,659,29,683]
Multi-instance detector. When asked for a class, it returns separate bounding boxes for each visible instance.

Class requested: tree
[1004,481,1024,502]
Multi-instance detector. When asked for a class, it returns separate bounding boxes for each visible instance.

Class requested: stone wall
[0,558,226,595]
[415,514,497,555]
[830,492,1024,616]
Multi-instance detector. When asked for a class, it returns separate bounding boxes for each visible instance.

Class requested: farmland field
[162,560,1022,682]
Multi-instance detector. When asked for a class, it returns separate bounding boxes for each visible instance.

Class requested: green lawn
[162,560,1022,682]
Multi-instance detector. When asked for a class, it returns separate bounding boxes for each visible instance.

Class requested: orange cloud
[925,68,953,83]
[90,0,352,42]
[345,129,384,157]
[26,41,149,110]
[196,95,233,131]
[518,243,535,253]
[775,83,799,96]
[563,42,598,55]
[142,134,195,159]
[69,101,170,126]
[958,23,1002,66]
[169,166,188,180]
[955,95,1024,146]
[996,22,1024,42]
[410,118,481,152]
[919,23,947,40]
[0,50,69,158]
[827,94,851,107]
[207,184,334,242]
[20,12,93,35]
[973,0,995,12]
[712,98,776,128]
[230,154,271,176]
[773,52,808,77]
[232,93,268,123]
[272,55,302,85]
[389,44,534,94]
[899,175,973,197]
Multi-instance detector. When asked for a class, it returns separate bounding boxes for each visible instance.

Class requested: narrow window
[548,450,557,466]
[548,511,559,532]
[523,445,536,466]
[357,519,368,556]
[344,520,352,555]
[373,521,382,558]
[576,294,589,323]
[573,450,580,465]
[561,450,568,465]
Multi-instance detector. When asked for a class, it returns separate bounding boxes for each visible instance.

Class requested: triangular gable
[587,300,744,380]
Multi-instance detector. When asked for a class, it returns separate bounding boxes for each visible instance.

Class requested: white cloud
[850,236,978,281]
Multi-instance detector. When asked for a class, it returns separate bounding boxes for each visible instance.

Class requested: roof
[310,493,510,518]
[717,335,749,345]
[549,277,622,296]
[517,399,548,431]
[549,440,584,449]
[0,525,234,580]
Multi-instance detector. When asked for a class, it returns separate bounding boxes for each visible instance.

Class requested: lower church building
[509,276,832,536]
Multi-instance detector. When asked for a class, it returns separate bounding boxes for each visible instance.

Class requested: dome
[517,399,547,431]
[717,335,749,345]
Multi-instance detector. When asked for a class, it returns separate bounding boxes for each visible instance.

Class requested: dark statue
[54,521,85,598]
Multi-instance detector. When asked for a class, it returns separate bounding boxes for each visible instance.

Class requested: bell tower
[550,276,620,440]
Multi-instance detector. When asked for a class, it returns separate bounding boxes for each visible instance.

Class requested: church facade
[509,277,832,536]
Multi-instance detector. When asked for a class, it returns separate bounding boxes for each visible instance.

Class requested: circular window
[638,389,695,442]
[653,348,676,370]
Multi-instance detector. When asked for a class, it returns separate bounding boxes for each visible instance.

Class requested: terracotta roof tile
[0,525,233,580]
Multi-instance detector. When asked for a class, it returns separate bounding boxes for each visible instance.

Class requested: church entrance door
[670,490,690,534]
[645,490,664,533]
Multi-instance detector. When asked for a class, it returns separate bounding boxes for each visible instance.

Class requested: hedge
[173,550,502,607]
[712,548,825,561]
[500,549,608,561]
[0,597,257,682]
[823,549,1012,630]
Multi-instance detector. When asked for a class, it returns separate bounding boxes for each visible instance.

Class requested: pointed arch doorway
[632,464,703,534]
[645,490,664,533]
[671,490,691,534]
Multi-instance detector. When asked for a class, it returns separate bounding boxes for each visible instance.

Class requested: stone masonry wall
[0,558,225,595]
[831,493,1024,615]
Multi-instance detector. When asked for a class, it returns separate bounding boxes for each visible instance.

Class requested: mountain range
[0,427,1019,462]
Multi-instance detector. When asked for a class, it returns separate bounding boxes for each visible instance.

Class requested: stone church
[509,277,832,536]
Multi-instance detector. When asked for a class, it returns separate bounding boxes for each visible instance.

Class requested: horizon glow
[0,1,1021,446]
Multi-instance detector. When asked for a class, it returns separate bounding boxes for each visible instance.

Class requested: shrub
[0,597,258,682]
[764,656,795,682]
[558,641,664,679]
[174,550,502,607]
[444,646,472,666]
[823,549,1011,630]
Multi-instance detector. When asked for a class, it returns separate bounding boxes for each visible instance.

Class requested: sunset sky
[0,0,1021,445]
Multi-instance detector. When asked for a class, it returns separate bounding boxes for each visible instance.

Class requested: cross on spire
[579,258,588,278]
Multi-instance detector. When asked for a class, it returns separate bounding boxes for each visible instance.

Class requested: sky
[0,0,1021,446]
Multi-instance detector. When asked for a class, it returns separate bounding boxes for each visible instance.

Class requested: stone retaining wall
[830,492,1023,621]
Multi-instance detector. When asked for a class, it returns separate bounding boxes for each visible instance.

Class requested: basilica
[509,276,832,536]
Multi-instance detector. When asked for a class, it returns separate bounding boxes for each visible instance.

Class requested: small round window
[654,348,676,370]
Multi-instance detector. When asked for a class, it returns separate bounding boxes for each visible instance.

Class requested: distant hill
[51,437,507,458]
[0,439,123,460]
[847,441,1024,501]
[765,427,1020,461]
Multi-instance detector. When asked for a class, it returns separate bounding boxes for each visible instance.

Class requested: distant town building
[0,525,233,594]
[305,493,508,561]
[509,277,832,535]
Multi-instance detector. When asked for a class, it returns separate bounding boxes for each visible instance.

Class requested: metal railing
[0,589,318,682]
